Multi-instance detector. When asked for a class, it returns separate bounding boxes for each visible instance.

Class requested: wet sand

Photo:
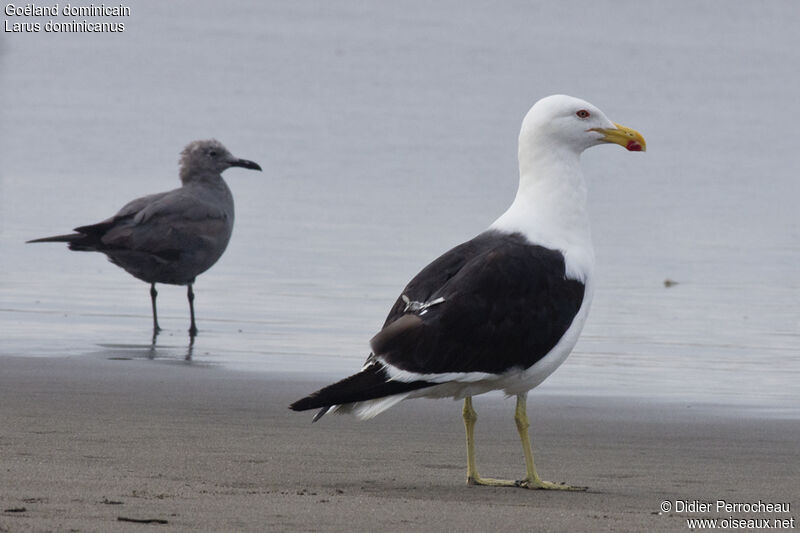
[1,355,796,532]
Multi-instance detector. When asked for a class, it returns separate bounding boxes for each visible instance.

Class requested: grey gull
[28,139,262,336]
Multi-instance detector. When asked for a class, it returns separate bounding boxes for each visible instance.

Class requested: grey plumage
[28,139,262,335]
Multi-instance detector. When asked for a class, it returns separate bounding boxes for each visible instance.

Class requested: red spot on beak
[627,141,642,152]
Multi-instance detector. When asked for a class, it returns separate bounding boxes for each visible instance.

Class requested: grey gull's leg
[187,283,197,337]
[149,283,161,334]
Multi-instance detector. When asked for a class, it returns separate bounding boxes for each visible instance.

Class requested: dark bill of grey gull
[290,95,646,490]
[28,139,262,337]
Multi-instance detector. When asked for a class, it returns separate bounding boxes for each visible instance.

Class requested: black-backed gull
[291,95,645,489]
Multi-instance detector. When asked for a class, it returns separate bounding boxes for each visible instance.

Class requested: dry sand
[1,355,797,532]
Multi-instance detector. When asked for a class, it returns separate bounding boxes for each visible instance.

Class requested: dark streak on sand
[118,517,169,524]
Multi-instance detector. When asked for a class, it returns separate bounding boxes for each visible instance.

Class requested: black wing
[371,230,586,375]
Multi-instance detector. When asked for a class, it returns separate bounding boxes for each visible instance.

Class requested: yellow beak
[590,123,646,152]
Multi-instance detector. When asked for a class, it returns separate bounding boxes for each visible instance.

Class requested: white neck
[490,140,594,282]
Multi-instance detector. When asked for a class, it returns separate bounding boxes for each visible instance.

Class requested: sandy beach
[0,355,796,532]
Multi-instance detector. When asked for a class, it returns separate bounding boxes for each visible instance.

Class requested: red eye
[576,109,590,119]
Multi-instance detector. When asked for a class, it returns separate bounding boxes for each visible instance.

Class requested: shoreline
[1,354,797,532]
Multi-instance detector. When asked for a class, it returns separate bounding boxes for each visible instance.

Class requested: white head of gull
[493,94,645,282]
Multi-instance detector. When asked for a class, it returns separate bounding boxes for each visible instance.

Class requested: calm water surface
[1,2,798,415]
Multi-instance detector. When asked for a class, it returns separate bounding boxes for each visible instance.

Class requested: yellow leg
[461,394,586,490]
[463,396,517,487]
[463,397,479,482]
[514,393,586,491]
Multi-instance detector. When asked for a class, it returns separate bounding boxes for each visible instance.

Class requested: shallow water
[1,1,798,413]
